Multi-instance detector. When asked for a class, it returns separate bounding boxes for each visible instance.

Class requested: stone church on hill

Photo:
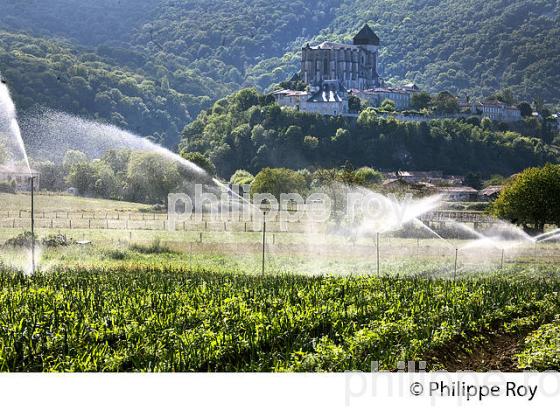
[300,24,381,91]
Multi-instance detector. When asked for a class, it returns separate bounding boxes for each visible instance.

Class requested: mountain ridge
[0,0,558,146]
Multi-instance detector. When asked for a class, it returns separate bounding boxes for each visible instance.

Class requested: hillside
[1,0,559,146]
[180,89,559,178]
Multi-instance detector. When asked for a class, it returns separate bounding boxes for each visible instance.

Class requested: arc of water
[0,82,31,171]
[534,228,560,242]
[538,233,560,243]
[413,218,456,249]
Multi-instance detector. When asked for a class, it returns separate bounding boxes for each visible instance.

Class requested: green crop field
[0,265,559,372]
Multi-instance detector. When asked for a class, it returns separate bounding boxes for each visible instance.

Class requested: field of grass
[0,193,149,212]
[0,264,559,372]
[2,227,558,277]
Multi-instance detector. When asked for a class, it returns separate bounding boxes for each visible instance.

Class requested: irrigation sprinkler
[29,176,36,275]
[376,232,380,276]
[453,248,458,281]
[500,248,505,270]
[260,201,271,276]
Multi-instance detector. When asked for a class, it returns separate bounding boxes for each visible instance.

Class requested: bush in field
[4,231,36,248]
[104,249,130,260]
[129,238,174,254]
[41,234,74,248]
[491,164,560,231]
[4,232,74,248]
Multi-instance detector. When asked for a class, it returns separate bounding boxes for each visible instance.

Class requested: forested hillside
[1,0,559,147]
[180,89,559,178]
[0,32,212,146]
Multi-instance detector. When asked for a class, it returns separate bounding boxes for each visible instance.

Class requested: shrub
[130,238,174,254]
[105,249,130,260]
[41,234,74,247]
[4,231,36,248]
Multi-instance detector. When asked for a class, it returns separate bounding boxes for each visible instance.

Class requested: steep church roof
[353,24,380,46]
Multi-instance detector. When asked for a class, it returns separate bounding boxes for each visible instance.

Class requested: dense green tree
[518,102,533,117]
[411,92,432,111]
[65,162,98,195]
[432,92,459,114]
[181,151,217,177]
[491,164,560,232]
[36,161,65,191]
[348,95,361,112]
[496,89,515,105]
[126,152,183,204]
[251,168,307,199]
[181,89,559,179]
[463,172,483,190]
[481,117,493,130]
[2,0,560,153]
[62,150,88,173]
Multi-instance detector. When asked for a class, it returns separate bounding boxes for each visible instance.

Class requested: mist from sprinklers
[21,109,260,212]
[0,99,557,276]
[22,109,207,176]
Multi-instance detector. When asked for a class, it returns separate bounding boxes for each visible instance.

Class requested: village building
[462,99,522,122]
[551,113,560,131]
[478,185,503,201]
[381,170,464,186]
[437,186,478,202]
[382,171,443,182]
[0,165,40,191]
[382,178,436,194]
[272,80,349,116]
[351,86,415,110]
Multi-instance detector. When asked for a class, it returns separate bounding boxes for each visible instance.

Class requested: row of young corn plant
[0,265,559,371]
